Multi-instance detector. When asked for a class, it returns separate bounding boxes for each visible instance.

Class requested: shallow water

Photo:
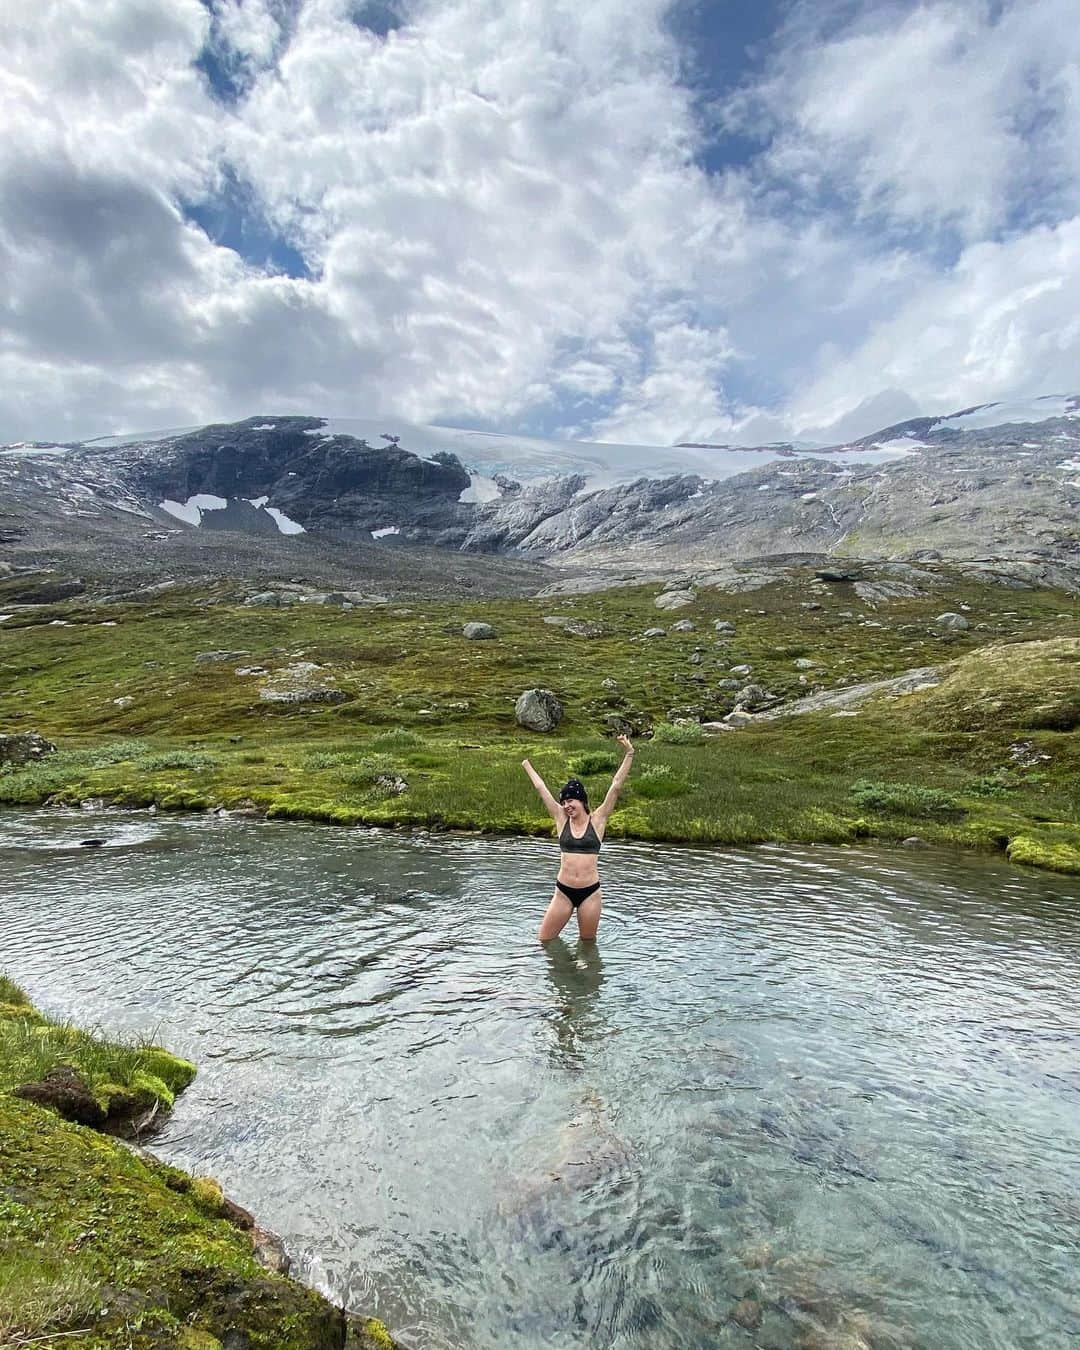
[2,809,1079,1349]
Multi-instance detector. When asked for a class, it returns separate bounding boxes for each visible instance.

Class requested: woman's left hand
[616,734,634,754]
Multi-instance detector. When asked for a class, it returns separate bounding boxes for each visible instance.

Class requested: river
[2,809,1078,1349]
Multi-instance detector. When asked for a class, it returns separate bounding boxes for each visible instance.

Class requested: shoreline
[4,789,1079,879]
[0,975,403,1349]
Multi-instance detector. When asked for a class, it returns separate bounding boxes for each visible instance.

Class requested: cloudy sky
[2,0,1079,446]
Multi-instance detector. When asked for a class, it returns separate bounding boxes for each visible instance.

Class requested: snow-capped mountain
[1,398,1079,591]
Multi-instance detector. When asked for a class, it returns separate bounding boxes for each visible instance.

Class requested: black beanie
[559,778,588,804]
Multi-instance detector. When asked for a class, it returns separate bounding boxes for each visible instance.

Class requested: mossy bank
[1,565,1078,875]
[0,976,401,1348]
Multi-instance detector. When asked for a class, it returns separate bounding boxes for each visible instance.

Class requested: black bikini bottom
[556,879,601,907]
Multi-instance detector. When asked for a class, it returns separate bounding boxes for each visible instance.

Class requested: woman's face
[562,797,585,819]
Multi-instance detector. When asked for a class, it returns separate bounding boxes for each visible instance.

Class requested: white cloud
[0,0,1079,448]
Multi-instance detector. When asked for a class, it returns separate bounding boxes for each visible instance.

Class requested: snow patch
[250,424,276,431]
[159,494,228,526]
[938,395,1079,431]
[458,474,502,504]
[0,445,69,457]
[371,526,399,539]
[246,496,270,508]
[264,507,305,535]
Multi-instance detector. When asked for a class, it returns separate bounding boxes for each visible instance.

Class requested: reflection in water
[3,809,1080,1350]
[542,938,606,1069]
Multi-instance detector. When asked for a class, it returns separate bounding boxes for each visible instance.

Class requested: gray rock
[713,620,736,633]
[374,774,409,795]
[600,678,620,691]
[544,616,604,637]
[715,678,741,691]
[729,664,753,676]
[902,836,929,849]
[463,622,497,640]
[654,588,696,610]
[515,688,563,732]
[793,658,818,669]
[671,619,696,632]
[244,591,281,607]
[0,731,57,766]
[735,683,769,709]
[688,650,703,664]
[935,611,970,630]
[195,650,251,664]
[643,627,667,638]
[234,666,268,676]
[724,709,756,727]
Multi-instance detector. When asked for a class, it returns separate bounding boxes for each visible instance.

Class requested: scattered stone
[196,650,251,664]
[601,678,620,690]
[14,1066,106,1129]
[800,601,823,610]
[816,568,858,583]
[667,705,705,722]
[1009,739,1052,768]
[0,731,57,766]
[724,709,756,727]
[729,664,753,676]
[235,666,268,677]
[463,622,497,640]
[244,591,281,607]
[735,684,769,709]
[515,688,563,732]
[935,612,970,631]
[793,658,818,669]
[671,619,696,632]
[655,588,696,610]
[643,627,667,638]
[713,620,736,633]
[111,696,134,708]
[715,678,741,691]
[259,662,350,705]
[688,651,702,665]
[374,774,409,795]
[544,616,605,637]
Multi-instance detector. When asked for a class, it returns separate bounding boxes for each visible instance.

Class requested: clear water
[2,809,1079,1350]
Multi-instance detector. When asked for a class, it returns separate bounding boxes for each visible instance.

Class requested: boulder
[671,619,696,633]
[735,683,769,709]
[643,627,667,638]
[463,622,497,640]
[515,688,563,732]
[935,612,970,631]
[2,576,85,604]
[713,620,736,633]
[244,591,281,607]
[729,664,753,676]
[724,709,756,727]
[0,731,57,766]
[793,658,818,669]
[654,589,696,610]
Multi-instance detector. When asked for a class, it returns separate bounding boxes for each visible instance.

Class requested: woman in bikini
[521,734,635,942]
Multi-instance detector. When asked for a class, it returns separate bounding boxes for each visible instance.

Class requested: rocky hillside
[2,397,1078,592]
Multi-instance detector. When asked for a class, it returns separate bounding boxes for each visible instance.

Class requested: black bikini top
[559,815,601,854]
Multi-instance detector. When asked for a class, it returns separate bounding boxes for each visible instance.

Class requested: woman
[522,734,635,942]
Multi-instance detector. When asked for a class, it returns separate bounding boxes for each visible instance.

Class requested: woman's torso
[557,813,603,884]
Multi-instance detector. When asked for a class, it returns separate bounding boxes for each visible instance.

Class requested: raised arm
[596,735,635,822]
[522,758,565,822]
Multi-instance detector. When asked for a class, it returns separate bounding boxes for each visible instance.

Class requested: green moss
[1007,835,1080,874]
[190,1176,227,1216]
[0,573,1076,876]
[348,1316,397,1348]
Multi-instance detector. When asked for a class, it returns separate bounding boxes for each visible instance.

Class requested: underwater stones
[0,730,57,765]
[515,687,563,732]
[935,611,970,630]
[463,621,497,640]
[729,1298,763,1331]
[654,588,696,610]
[13,1065,107,1129]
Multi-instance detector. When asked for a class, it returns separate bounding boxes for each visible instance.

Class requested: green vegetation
[0,978,399,1348]
[0,568,1077,873]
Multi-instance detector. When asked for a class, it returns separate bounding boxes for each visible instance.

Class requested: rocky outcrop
[515,687,563,731]
[0,730,57,765]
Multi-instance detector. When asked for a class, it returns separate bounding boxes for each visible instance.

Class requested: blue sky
[3,0,1079,445]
